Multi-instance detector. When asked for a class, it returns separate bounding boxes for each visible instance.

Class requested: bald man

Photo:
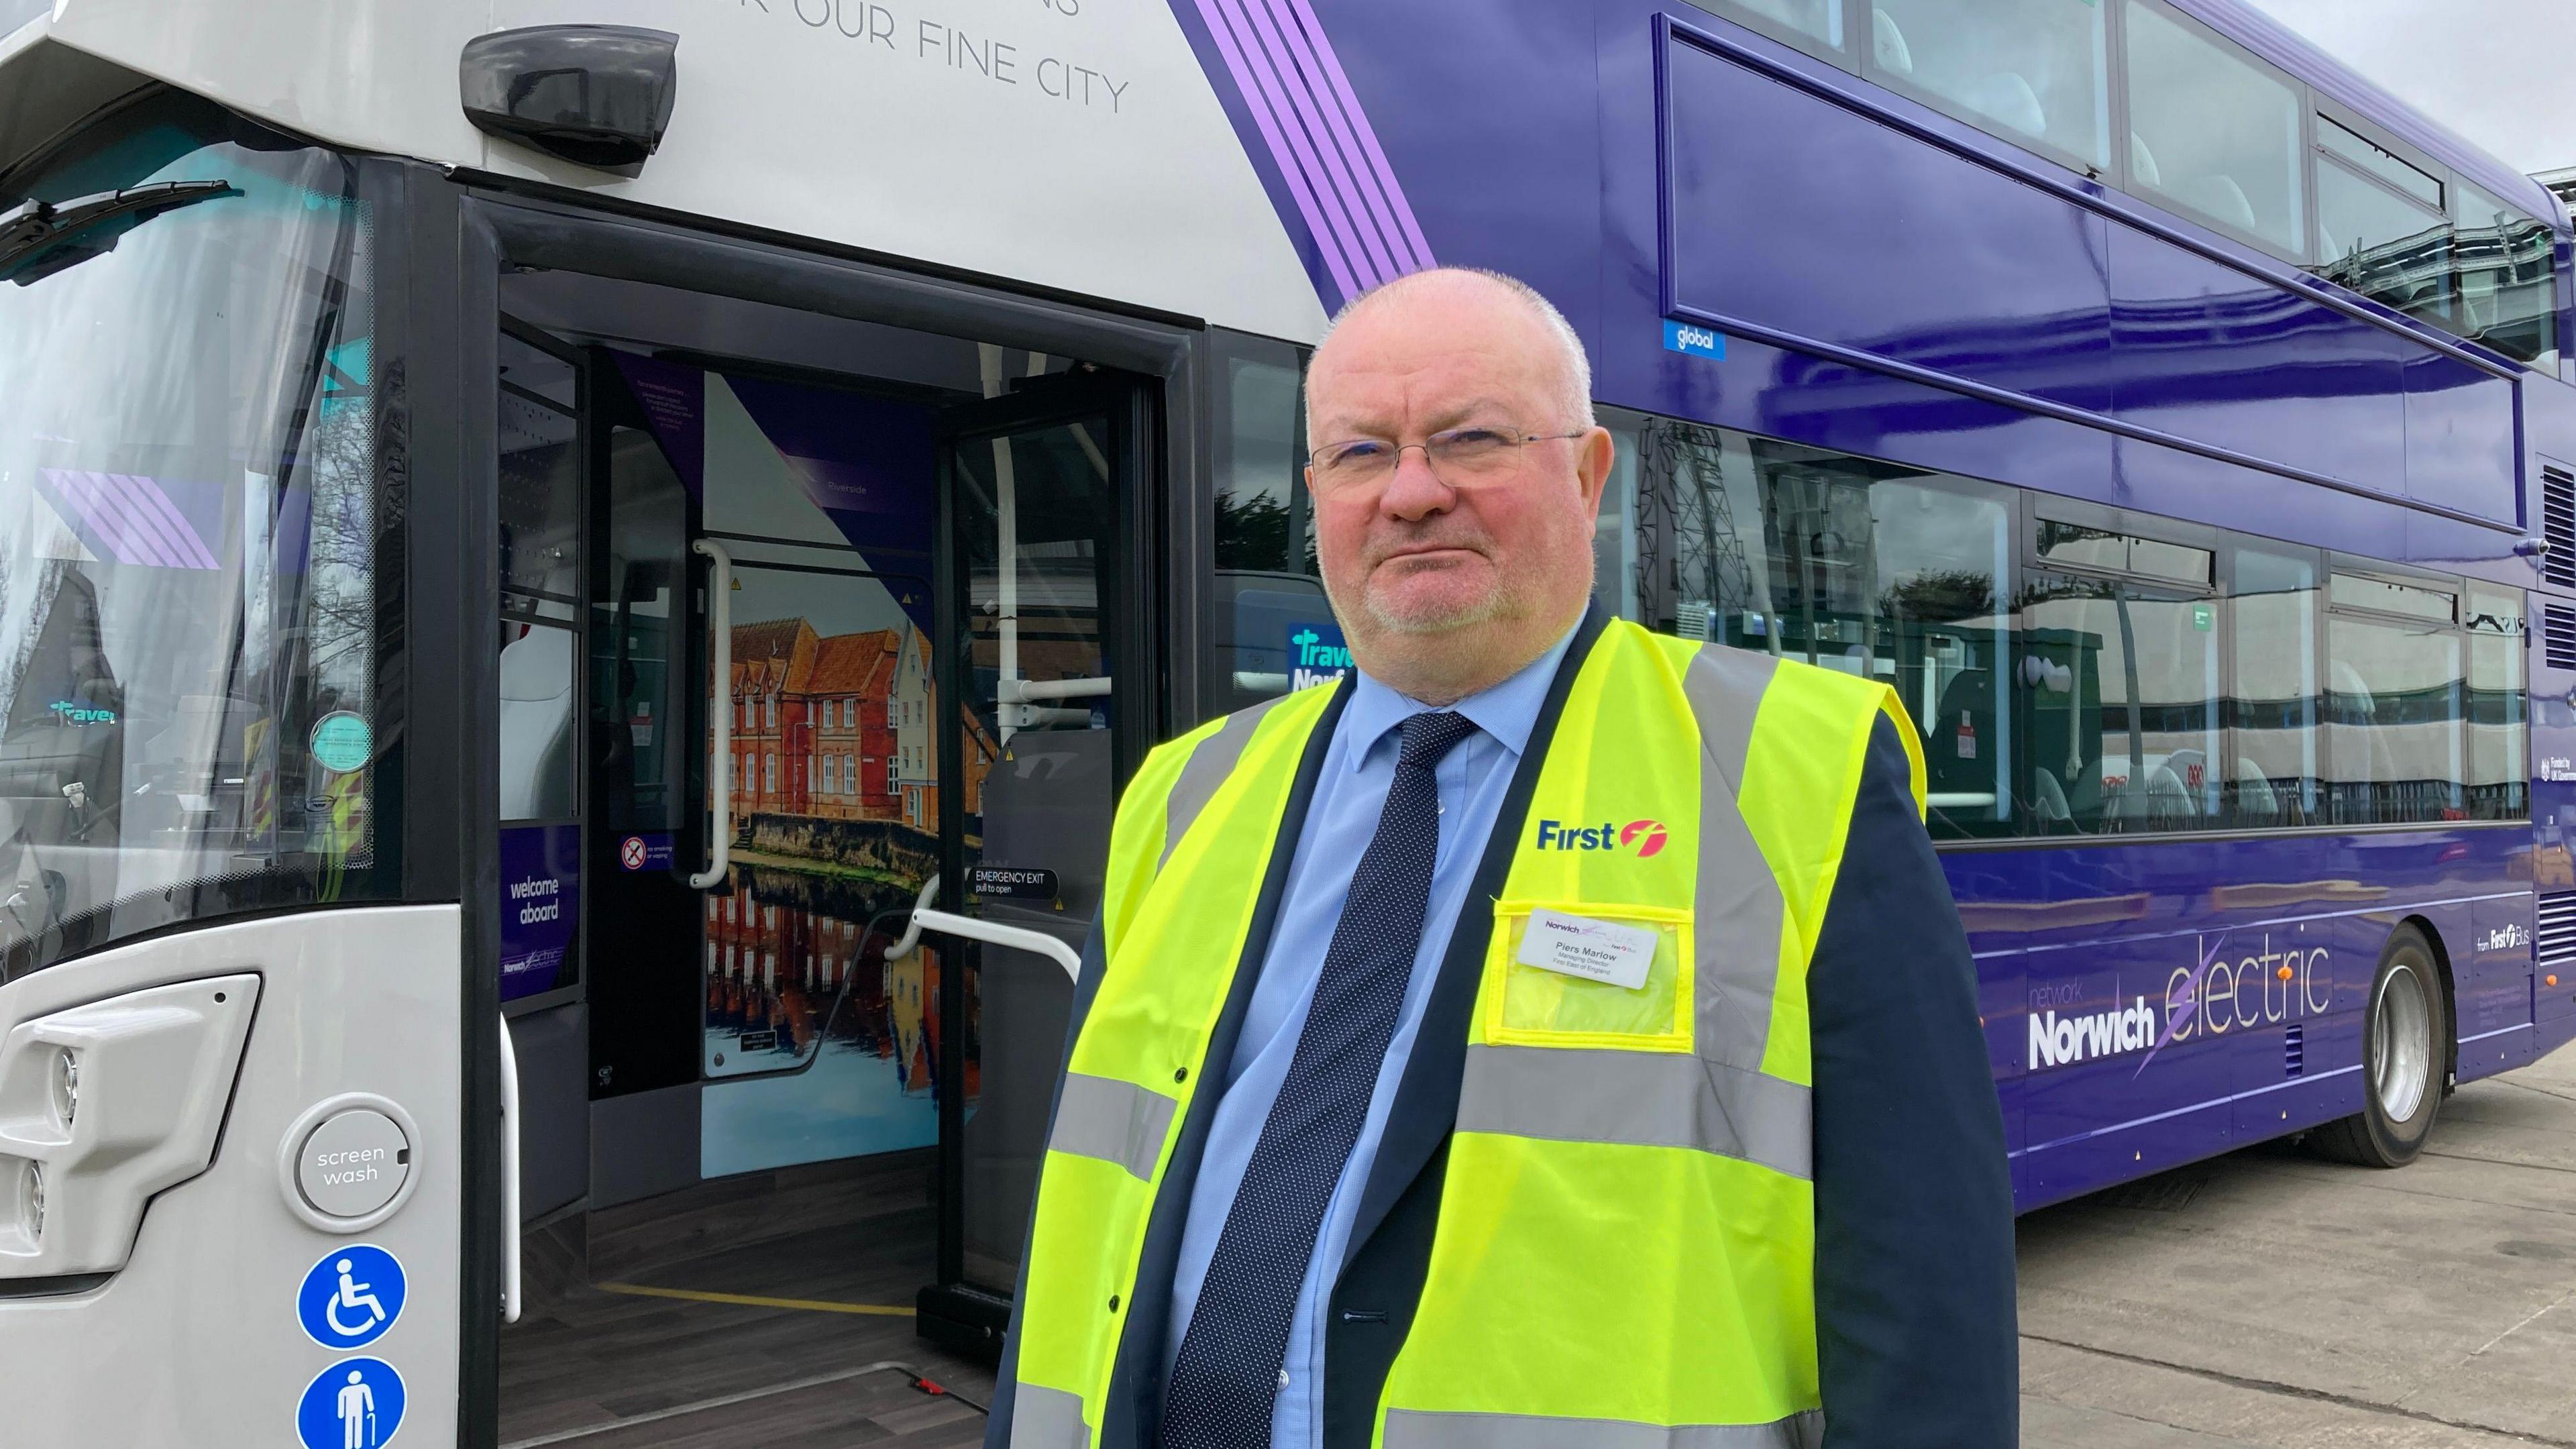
[987,268,2015,1449]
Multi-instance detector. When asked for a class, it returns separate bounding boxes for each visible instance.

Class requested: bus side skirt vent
[2284,1023,2304,1078]
[2538,893,2576,981]
[2544,605,2576,672]
[2546,466,2576,588]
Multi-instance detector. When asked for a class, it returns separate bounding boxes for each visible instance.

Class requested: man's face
[1303,277,1611,661]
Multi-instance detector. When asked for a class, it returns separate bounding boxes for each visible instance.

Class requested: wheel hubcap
[2371,961,2432,1123]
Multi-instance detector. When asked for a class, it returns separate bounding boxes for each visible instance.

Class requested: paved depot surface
[507,1046,2576,1446]
[2020,1042,2576,1446]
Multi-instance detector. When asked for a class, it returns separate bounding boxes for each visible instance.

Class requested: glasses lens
[1427,426,1523,484]
[1313,439,1395,491]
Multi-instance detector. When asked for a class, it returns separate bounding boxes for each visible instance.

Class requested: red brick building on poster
[802,628,903,821]
[724,616,995,830]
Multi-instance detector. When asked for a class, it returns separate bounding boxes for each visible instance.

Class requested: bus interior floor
[498,1153,996,1448]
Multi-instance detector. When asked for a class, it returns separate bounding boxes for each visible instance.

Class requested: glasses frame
[1306,424,1591,496]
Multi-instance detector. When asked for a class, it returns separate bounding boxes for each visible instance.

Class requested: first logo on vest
[1534,818,1668,857]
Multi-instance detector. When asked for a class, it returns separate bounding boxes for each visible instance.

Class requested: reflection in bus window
[1209,333,1329,715]
[2019,577,2220,835]
[1868,0,2109,167]
[0,94,392,974]
[1614,406,2528,843]
[2314,139,2453,325]
[2227,547,2319,829]
[2454,180,2561,368]
[2326,618,2463,825]
[1616,412,2015,839]
[2467,584,2528,822]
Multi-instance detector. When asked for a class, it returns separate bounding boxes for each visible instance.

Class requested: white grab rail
[887,873,1081,981]
[690,538,734,890]
[498,1012,521,1325]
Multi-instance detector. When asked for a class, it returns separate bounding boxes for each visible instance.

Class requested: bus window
[0,93,394,975]
[1615,410,2015,838]
[1697,0,1845,52]
[2326,616,2464,824]
[2124,1,2307,256]
[2226,546,2320,830]
[1866,0,2110,169]
[2018,576,2221,834]
[497,337,580,828]
[1208,331,1326,715]
[2465,583,2529,821]
[2314,117,2454,325]
[2453,180,2561,368]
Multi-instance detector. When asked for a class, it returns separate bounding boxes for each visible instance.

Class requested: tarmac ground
[2019,1039,2576,1446]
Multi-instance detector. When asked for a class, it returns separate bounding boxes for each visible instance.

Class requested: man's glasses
[1308,424,1587,496]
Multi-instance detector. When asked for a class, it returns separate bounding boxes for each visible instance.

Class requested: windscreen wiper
[0,180,238,286]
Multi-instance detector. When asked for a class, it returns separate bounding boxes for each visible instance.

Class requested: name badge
[1515,908,1658,990]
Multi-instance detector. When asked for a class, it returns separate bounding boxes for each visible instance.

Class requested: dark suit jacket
[986,611,2018,1448]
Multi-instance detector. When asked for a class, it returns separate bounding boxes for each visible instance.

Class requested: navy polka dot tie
[1160,709,1483,1449]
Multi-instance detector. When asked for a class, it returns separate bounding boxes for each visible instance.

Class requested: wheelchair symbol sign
[298,1244,407,1349]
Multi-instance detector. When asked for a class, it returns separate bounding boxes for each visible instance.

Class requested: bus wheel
[2310,924,2448,1168]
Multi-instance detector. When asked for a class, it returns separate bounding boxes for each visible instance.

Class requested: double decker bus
[0,0,2570,1442]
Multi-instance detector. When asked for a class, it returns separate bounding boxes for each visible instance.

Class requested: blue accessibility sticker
[297,1357,405,1449]
[298,1244,406,1350]
[1663,319,1725,360]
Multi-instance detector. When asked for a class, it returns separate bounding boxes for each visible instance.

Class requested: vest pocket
[1483,900,1693,1052]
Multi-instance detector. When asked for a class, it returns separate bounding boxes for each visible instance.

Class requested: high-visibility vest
[1010,619,1924,1449]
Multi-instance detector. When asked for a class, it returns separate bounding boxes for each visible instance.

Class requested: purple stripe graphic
[40,469,219,568]
[43,469,175,567]
[1232,0,1401,284]
[1188,0,1437,305]
[1254,0,1433,272]
[95,468,218,568]
[1195,0,1370,300]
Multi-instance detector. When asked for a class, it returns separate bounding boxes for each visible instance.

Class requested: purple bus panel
[1955,827,2530,1211]
[1208,0,2576,1209]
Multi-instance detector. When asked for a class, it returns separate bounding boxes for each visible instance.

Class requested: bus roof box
[460,25,678,174]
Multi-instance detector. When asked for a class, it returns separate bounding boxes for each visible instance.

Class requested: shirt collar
[1342,621,1581,771]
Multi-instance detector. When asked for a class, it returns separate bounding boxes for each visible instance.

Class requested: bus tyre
[2310,924,2448,1168]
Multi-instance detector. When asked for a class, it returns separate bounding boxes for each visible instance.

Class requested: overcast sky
[2242,0,2576,174]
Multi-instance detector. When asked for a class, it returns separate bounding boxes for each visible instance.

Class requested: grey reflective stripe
[1384,1407,1823,1449]
[1009,1383,1092,1449]
[1455,1043,1812,1179]
[1160,691,1297,867]
[1682,643,1787,1072]
[1046,1072,1178,1181]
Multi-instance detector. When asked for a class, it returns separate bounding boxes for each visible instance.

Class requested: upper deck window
[2124,3,2306,256]
[1705,0,1845,50]
[2320,117,2443,211]
[2453,180,2559,369]
[1866,0,2108,169]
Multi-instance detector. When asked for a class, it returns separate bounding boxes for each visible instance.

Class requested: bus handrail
[690,538,733,890]
[499,1012,521,1325]
[887,873,1081,981]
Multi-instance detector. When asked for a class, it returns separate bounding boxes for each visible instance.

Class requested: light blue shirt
[1161,625,1577,1448]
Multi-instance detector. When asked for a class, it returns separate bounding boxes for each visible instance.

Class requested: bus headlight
[48,1049,75,1130]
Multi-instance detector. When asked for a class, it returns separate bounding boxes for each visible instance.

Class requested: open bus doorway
[489,260,1155,1445]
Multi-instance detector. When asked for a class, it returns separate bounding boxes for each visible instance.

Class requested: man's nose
[1378,447,1455,519]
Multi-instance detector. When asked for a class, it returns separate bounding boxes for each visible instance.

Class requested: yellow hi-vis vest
[1010,619,1924,1449]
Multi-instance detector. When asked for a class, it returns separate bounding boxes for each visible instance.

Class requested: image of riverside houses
[700,611,998,1177]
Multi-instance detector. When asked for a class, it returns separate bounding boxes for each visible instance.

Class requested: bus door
[916,367,1157,1352]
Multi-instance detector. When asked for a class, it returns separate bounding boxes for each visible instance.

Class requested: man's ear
[1576,426,1616,520]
